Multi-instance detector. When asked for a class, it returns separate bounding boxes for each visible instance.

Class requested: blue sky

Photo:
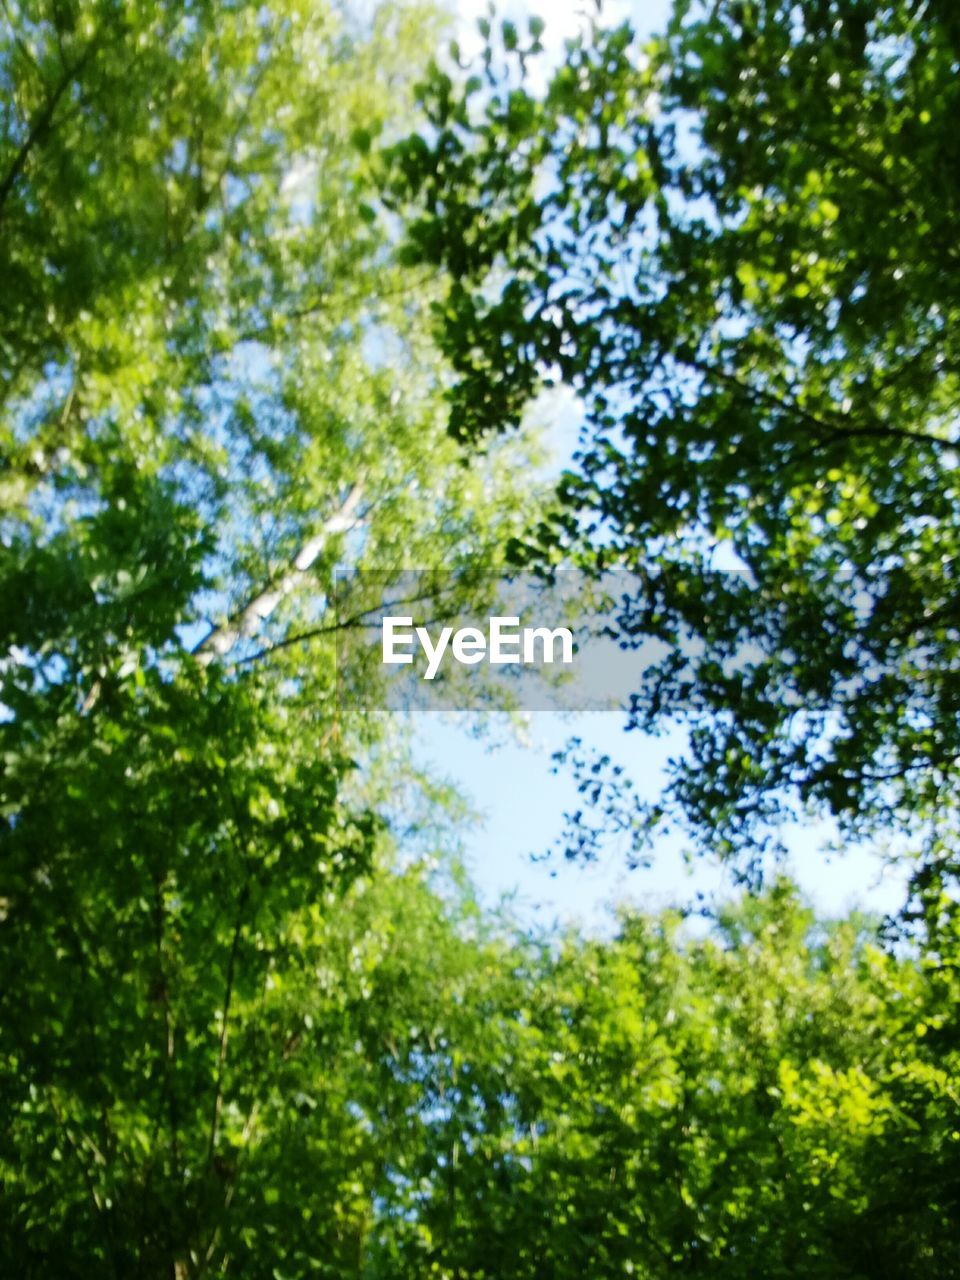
[414,710,910,934]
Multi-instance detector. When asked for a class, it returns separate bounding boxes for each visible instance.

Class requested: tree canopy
[388,0,960,916]
[0,0,534,1271]
[2,0,959,1274]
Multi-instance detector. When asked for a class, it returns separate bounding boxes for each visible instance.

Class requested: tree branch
[686,355,951,454]
[0,37,100,219]
[206,863,252,1173]
[193,484,364,665]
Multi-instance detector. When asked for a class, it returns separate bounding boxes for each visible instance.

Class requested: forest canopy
[1,0,958,1275]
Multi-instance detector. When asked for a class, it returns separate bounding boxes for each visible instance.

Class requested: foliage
[9,832,953,1278]
[0,0,538,1273]
[373,879,960,1279]
[386,1,960,910]
[3,0,959,1273]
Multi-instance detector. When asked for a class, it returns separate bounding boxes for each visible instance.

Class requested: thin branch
[154,880,180,1174]
[205,877,250,1170]
[189,53,271,224]
[231,586,451,668]
[686,355,951,453]
[0,36,100,219]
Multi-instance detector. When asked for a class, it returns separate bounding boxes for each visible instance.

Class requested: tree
[365,879,960,1279]
[0,1,537,1273]
[5,1,958,1272]
[386,1,960,916]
